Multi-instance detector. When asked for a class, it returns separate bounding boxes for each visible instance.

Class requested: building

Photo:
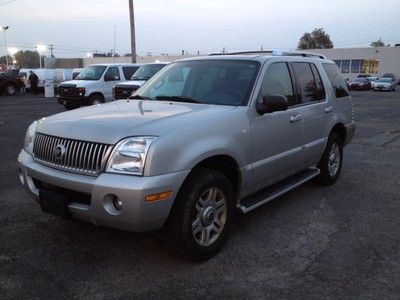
[305,46,400,80]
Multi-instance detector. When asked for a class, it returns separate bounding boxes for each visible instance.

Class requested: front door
[103,66,122,101]
[250,61,304,189]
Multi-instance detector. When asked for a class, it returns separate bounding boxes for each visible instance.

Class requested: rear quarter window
[322,63,350,98]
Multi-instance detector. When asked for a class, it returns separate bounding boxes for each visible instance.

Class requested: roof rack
[208,50,327,59]
[209,50,274,56]
[278,51,327,59]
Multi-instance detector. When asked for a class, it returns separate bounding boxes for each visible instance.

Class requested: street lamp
[1,26,9,68]
[8,47,18,68]
[36,44,46,68]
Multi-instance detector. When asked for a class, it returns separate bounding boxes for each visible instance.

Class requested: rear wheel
[5,84,16,96]
[315,133,343,185]
[162,169,235,261]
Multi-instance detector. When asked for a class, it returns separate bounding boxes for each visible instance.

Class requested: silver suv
[18,52,355,260]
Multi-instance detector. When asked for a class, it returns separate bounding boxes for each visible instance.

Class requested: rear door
[291,62,331,167]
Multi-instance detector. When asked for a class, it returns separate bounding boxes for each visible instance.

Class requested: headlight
[76,87,85,96]
[106,137,156,176]
[24,121,38,155]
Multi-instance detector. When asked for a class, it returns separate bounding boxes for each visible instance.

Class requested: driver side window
[261,62,296,106]
[105,67,120,81]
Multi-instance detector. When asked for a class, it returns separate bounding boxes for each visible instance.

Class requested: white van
[19,69,46,89]
[57,64,141,110]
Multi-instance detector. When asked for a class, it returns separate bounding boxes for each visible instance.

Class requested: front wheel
[315,133,343,185]
[162,169,235,261]
[5,84,16,96]
[90,94,104,105]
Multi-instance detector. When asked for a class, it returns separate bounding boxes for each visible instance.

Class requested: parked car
[0,69,25,95]
[357,74,370,78]
[112,63,168,100]
[381,73,396,82]
[18,52,355,260]
[348,78,371,90]
[373,78,397,91]
[367,76,379,89]
[57,63,141,110]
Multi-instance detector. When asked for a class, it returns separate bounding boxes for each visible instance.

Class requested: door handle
[324,106,333,113]
[290,114,302,123]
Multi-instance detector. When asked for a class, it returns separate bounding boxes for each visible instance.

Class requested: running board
[238,168,320,213]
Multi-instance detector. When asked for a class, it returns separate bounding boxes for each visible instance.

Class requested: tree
[370,38,386,47]
[298,28,333,50]
[14,50,43,68]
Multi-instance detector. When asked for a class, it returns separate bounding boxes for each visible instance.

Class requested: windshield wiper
[155,95,200,103]
[129,94,152,100]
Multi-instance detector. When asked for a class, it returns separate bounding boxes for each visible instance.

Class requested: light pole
[8,47,18,68]
[36,44,46,68]
[1,26,9,68]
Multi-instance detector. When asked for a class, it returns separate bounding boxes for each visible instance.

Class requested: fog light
[112,196,123,210]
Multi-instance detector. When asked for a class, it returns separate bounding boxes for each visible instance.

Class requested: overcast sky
[1,0,399,57]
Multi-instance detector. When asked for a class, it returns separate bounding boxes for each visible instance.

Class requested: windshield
[135,60,260,106]
[76,65,107,80]
[353,78,366,83]
[131,64,166,81]
[377,78,391,83]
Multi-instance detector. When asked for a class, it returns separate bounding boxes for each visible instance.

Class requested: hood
[116,80,146,87]
[36,100,236,144]
[59,80,98,87]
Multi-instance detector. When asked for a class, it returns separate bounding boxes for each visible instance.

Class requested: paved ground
[1,90,400,299]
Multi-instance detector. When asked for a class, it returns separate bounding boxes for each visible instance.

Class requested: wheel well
[191,155,241,195]
[89,92,104,100]
[331,123,347,144]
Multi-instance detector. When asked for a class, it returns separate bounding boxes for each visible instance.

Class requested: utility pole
[49,44,54,57]
[1,26,9,68]
[129,0,137,63]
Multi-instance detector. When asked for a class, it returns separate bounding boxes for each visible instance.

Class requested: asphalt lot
[1,90,400,298]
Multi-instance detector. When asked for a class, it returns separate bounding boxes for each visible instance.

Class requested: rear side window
[292,62,320,104]
[322,63,350,98]
[310,64,325,100]
[122,66,140,80]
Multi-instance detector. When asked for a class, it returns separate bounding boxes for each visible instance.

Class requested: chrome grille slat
[32,133,112,176]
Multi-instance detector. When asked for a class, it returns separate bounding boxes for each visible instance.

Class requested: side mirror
[256,95,288,115]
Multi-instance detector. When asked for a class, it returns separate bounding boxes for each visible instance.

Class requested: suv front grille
[115,86,139,100]
[58,85,75,96]
[33,133,113,176]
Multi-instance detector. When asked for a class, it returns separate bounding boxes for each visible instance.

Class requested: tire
[64,102,79,110]
[5,84,16,96]
[90,94,104,105]
[162,169,235,261]
[315,133,343,185]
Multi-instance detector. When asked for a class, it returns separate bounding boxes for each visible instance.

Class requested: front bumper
[57,95,90,105]
[18,149,190,232]
[374,86,391,91]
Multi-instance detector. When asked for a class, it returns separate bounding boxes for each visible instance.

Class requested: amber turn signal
[145,191,173,202]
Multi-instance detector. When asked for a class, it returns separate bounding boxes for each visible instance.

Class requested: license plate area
[39,189,71,218]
